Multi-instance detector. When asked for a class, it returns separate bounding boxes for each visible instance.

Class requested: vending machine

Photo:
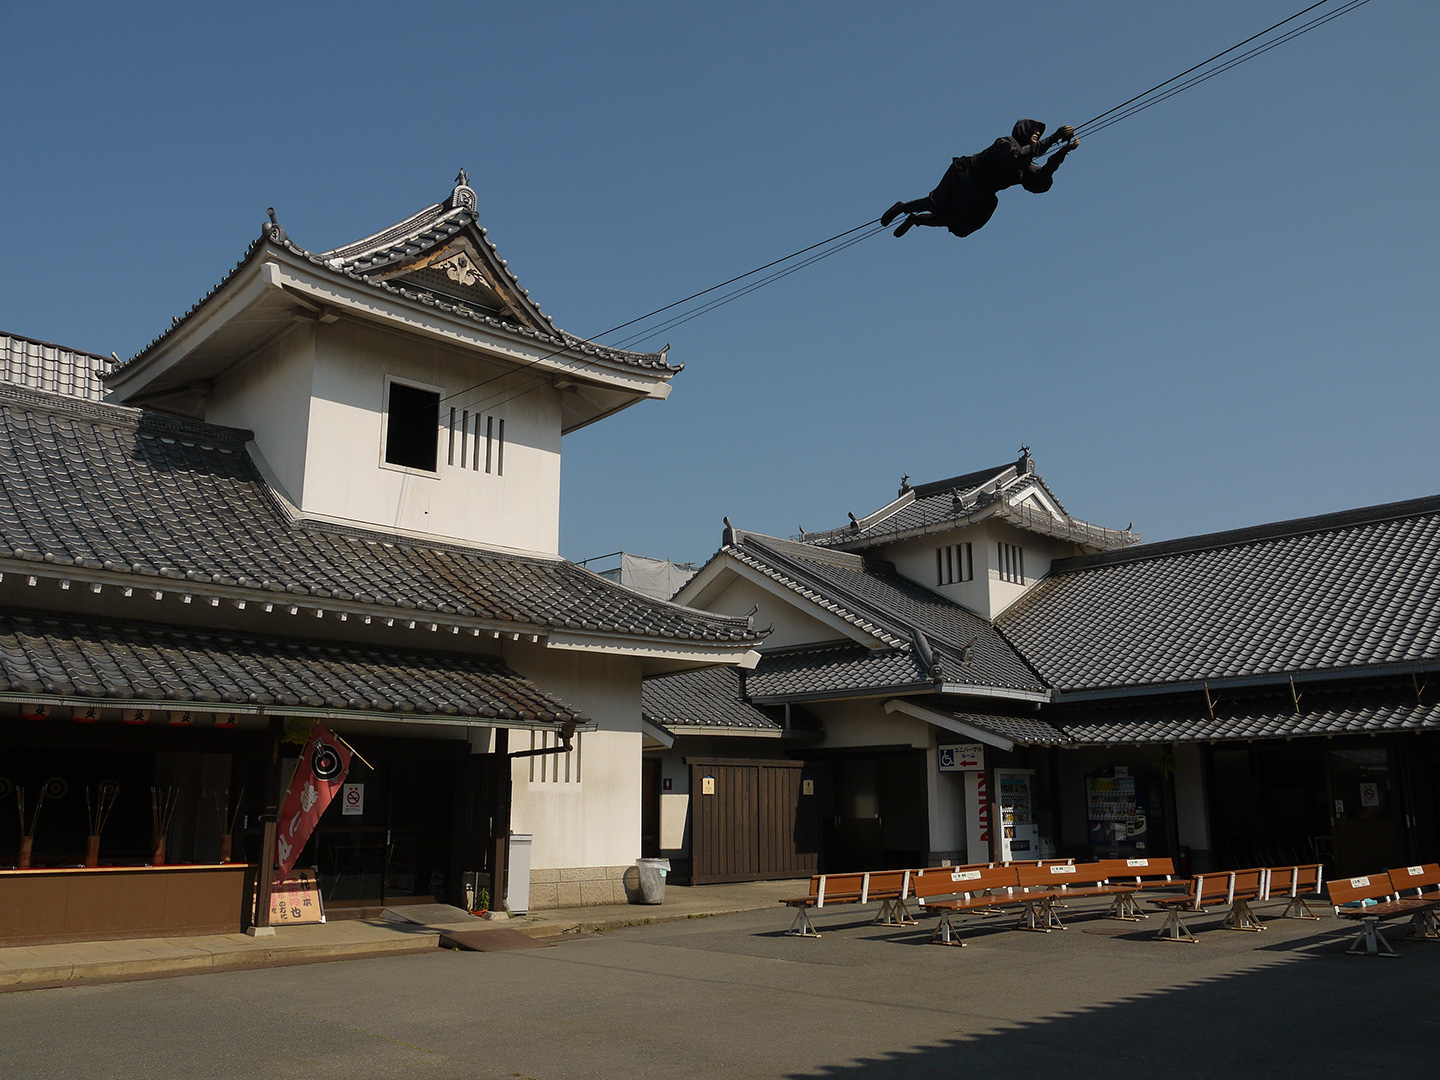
[1085,768,1167,859]
[995,769,1040,860]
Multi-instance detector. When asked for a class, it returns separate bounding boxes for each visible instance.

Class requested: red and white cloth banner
[275,724,352,882]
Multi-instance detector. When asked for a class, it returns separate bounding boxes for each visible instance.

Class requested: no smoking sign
[342,782,365,816]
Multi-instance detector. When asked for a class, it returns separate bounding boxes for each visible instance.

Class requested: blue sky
[2,1,1435,565]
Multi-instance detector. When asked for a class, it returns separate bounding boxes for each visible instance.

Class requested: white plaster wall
[206,324,317,504]
[702,575,856,650]
[882,519,1071,619]
[505,644,643,871]
[809,698,931,749]
[886,531,992,616]
[300,320,562,552]
[655,746,691,854]
[928,750,967,860]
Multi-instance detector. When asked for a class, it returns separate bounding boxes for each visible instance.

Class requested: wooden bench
[1387,862,1440,903]
[1092,858,1181,920]
[1329,870,1440,957]
[1262,863,1325,920]
[911,864,1025,946]
[779,869,914,938]
[781,858,1074,941]
[1009,862,1119,931]
[1151,867,1267,942]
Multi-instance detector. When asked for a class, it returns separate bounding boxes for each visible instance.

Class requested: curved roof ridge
[317,200,451,262]
[115,216,676,374]
[1051,493,1440,574]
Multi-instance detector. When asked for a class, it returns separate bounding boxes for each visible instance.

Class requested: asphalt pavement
[0,895,1431,1079]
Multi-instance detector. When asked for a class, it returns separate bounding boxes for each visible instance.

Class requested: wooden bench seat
[1261,864,1326,920]
[781,859,1076,942]
[1151,868,1267,942]
[1387,862,1440,902]
[1329,870,1440,957]
[1009,862,1129,931]
[779,869,914,937]
[911,865,1025,946]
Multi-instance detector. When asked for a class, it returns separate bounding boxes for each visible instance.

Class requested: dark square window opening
[385,382,440,472]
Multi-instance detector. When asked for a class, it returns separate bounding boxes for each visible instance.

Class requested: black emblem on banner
[312,743,343,781]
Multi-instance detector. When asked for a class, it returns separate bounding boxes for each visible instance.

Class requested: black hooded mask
[1012,119,1045,144]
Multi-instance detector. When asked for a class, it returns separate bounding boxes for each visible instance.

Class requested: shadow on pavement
[783,940,1436,1080]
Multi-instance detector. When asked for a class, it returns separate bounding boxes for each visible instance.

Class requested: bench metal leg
[1155,907,1197,943]
[1016,898,1064,932]
[1402,908,1440,941]
[1107,892,1147,921]
[1221,899,1265,932]
[928,909,966,947]
[873,897,915,927]
[785,905,820,938]
[876,898,916,927]
[1279,896,1320,921]
[1346,916,1398,957]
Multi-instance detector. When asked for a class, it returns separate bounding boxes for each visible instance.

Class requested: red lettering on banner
[977,773,990,843]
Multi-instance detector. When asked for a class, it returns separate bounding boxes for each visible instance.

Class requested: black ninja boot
[893,215,917,237]
[880,201,905,227]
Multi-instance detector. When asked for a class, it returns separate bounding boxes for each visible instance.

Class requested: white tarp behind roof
[600,553,698,601]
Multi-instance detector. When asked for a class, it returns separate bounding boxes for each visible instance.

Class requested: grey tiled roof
[729,533,1044,693]
[0,610,583,723]
[999,495,1440,692]
[117,196,676,375]
[744,643,930,701]
[802,462,1137,552]
[802,463,1015,547]
[899,695,1069,745]
[0,386,760,646]
[642,666,779,731]
[316,190,560,336]
[2,332,114,403]
[895,685,1440,746]
[1054,685,1440,744]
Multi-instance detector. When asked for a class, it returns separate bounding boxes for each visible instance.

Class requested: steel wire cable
[403,0,1380,426]
[426,217,883,417]
[1076,0,1374,141]
[1071,0,1340,136]
[449,222,891,419]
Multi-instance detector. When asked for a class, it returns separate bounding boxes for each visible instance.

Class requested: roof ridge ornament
[264,208,287,244]
[449,169,478,213]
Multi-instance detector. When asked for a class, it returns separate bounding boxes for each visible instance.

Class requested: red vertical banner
[275,724,352,883]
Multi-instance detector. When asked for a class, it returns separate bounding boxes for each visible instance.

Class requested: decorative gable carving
[435,251,485,288]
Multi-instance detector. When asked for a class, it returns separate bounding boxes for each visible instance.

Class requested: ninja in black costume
[882,120,1078,237]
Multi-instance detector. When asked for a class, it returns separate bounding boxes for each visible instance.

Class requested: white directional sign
[938,743,985,772]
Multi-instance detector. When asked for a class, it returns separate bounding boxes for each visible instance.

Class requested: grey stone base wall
[528,865,635,909]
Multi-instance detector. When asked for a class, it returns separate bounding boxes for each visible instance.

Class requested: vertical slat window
[485,416,494,474]
[448,408,457,465]
[471,413,481,471]
[497,419,505,476]
[998,542,1025,584]
[937,542,973,585]
[459,410,469,468]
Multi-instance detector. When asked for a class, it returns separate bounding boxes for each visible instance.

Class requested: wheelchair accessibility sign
[938,744,985,772]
